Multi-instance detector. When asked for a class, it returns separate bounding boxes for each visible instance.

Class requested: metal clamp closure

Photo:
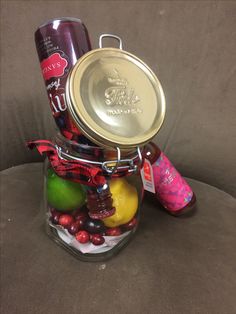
[56,145,142,176]
[100,146,143,175]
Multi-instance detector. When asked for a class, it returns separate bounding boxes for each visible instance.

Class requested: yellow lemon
[102,178,138,228]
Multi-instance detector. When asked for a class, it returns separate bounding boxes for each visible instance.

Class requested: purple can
[35,17,92,142]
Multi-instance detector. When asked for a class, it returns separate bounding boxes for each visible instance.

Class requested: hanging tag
[140,159,155,193]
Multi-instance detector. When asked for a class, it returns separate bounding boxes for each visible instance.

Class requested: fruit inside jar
[45,165,143,262]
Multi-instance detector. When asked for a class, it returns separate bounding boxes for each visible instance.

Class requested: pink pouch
[152,152,193,211]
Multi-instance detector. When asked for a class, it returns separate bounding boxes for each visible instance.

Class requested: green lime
[47,168,86,212]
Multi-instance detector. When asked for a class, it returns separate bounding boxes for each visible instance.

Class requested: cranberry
[74,215,87,230]
[85,219,105,234]
[50,210,61,225]
[67,221,81,235]
[75,231,90,244]
[58,214,74,228]
[122,217,138,231]
[106,227,122,236]
[90,234,105,246]
[73,207,88,218]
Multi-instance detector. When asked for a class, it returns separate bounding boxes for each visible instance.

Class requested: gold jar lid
[66,34,166,149]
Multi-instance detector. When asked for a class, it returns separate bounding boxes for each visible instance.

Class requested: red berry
[50,211,61,225]
[74,210,87,220]
[67,221,81,235]
[58,214,74,228]
[90,234,105,246]
[122,217,138,231]
[74,215,87,230]
[75,231,90,244]
[105,227,122,236]
[73,208,88,218]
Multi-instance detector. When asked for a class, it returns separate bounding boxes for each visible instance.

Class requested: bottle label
[40,52,68,81]
[152,152,193,211]
[141,159,156,194]
[40,51,70,116]
[35,27,90,140]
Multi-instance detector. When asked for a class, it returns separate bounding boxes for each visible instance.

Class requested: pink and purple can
[35,17,92,143]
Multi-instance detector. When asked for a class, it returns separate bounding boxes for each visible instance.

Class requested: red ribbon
[27,140,106,187]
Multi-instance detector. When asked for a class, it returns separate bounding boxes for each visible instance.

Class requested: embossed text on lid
[66,47,166,148]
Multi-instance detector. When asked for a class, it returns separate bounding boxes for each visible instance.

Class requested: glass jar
[44,133,143,261]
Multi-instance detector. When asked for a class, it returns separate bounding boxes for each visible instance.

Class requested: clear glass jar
[44,133,143,262]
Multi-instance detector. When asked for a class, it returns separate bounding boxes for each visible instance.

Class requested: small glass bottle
[142,142,196,216]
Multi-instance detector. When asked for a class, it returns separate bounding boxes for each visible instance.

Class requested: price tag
[140,159,155,193]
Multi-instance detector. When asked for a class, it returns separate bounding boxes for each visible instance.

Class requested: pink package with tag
[141,142,196,216]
